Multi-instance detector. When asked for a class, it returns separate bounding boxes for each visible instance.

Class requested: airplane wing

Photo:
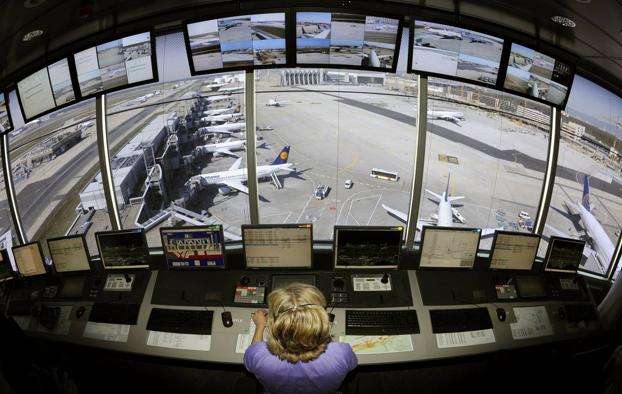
[314,29,330,39]
[228,157,243,171]
[425,189,442,201]
[222,180,248,194]
[544,223,570,238]
[214,148,238,158]
[382,204,408,223]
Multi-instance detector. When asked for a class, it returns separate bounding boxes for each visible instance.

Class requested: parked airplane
[76,120,95,130]
[205,95,234,103]
[427,110,465,124]
[197,122,246,135]
[190,145,294,194]
[202,107,236,116]
[382,174,499,236]
[546,175,614,273]
[422,25,462,39]
[194,138,245,158]
[265,97,282,107]
[218,86,244,94]
[201,113,244,124]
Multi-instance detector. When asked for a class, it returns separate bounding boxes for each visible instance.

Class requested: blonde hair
[266,283,331,363]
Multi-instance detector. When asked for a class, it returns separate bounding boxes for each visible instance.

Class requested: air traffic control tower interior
[1,1,622,393]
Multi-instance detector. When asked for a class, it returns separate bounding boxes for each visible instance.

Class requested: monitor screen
[17,58,75,120]
[489,231,540,271]
[243,224,313,269]
[74,32,154,97]
[503,43,573,106]
[12,242,46,277]
[47,235,91,273]
[544,236,586,273]
[160,225,226,269]
[334,226,403,269]
[59,276,86,298]
[0,92,13,133]
[296,12,401,70]
[516,276,546,298]
[410,20,503,85]
[95,229,149,269]
[186,13,286,73]
[419,227,481,268]
[0,249,13,282]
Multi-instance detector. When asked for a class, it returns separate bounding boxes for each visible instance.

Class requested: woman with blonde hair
[244,283,357,394]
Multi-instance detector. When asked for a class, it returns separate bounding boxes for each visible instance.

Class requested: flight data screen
[334,226,403,269]
[243,225,313,268]
[186,13,286,72]
[12,243,46,277]
[503,43,573,106]
[544,237,585,273]
[96,229,149,269]
[74,32,153,97]
[17,58,75,120]
[0,93,11,133]
[48,236,91,273]
[160,226,225,269]
[489,232,540,271]
[419,227,481,268]
[296,12,400,69]
[411,20,504,85]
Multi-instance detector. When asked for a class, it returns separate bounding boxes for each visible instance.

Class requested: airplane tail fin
[271,146,290,165]
[582,175,592,212]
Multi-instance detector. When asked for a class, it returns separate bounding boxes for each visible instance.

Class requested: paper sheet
[435,329,496,348]
[34,306,72,336]
[339,335,413,354]
[12,315,31,331]
[236,320,267,354]
[511,306,554,340]
[147,331,211,351]
[83,322,130,342]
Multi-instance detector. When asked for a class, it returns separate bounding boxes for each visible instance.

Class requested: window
[255,68,417,240]
[541,75,622,278]
[418,77,550,249]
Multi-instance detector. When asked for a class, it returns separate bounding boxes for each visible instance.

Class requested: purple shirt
[244,341,358,394]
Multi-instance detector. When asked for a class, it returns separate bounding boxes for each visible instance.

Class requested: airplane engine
[218,186,233,195]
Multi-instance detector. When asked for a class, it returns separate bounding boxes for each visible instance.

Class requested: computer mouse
[221,311,233,328]
[496,308,506,322]
[76,306,86,319]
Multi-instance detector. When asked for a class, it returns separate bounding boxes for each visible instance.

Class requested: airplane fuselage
[202,163,293,185]
[578,203,614,270]
[437,193,454,227]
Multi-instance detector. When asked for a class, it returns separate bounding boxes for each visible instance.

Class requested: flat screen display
[47,235,91,273]
[419,227,481,269]
[489,231,540,271]
[503,43,573,106]
[516,276,546,298]
[17,58,76,120]
[410,20,504,85]
[95,229,149,269]
[243,224,313,269]
[187,13,286,72]
[12,242,46,277]
[0,92,11,133]
[544,236,586,273]
[334,226,403,269]
[160,225,226,269]
[74,32,154,97]
[296,12,400,69]
[0,249,12,282]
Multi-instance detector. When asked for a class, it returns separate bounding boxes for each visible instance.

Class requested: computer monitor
[419,226,481,269]
[544,236,586,273]
[95,229,149,269]
[242,224,313,269]
[160,225,226,269]
[0,249,13,282]
[12,241,47,277]
[489,231,541,271]
[47,235,91,273]
[333,226,403,269]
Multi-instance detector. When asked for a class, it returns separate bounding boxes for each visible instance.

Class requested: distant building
[561,118,586,141]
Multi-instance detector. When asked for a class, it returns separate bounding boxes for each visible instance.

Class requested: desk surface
[8,270,601,365]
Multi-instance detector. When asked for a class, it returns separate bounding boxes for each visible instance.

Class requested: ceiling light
[22,29,44,41]
[575,0,591,3]
[551,16,577,28]
[24,0,45,7]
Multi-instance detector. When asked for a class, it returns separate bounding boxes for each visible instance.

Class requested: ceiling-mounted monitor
[295,12,402,71]
[0,92,13,134]
[502,43,574,107]
[16,58,76,121]
[185,12,287,74]
[409,20,504,85]
[74,32,156,98]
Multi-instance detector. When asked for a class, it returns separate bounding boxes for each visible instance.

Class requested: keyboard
[147,308,213,335]
[88,303,141,325]
[430,308,492,333]
[565,304,597,323]
[6,299,33,316]
[345,310,419,335]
